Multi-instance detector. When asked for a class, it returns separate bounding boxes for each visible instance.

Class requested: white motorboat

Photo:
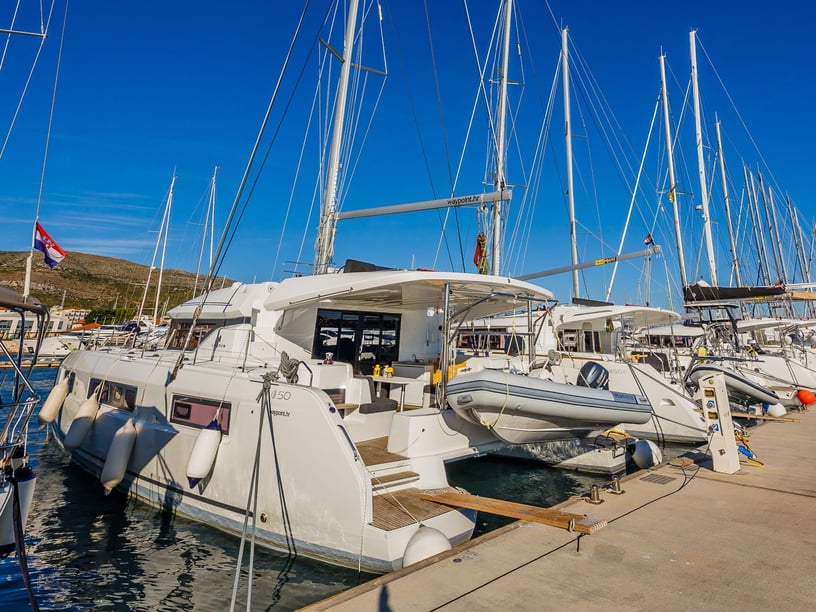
[446,367,651,444]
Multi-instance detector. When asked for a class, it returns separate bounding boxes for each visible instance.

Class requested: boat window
[164,321,218,351]
[313,309,400,375]
[583,331,602,353]
[558,330,579,351]
[170,395,231,435]
[90,378,137,411]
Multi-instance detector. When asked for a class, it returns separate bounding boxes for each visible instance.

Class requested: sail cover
[683,282,786,302]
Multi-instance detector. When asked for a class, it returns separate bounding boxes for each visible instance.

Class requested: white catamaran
[43,0,660,573]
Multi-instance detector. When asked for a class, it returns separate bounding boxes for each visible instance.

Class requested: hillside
[0,251,232,311]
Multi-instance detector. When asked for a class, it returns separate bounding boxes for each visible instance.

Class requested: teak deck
[357,437,405,466]
[370,487,462,531]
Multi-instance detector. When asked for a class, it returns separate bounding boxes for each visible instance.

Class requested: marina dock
[307,408,816,610]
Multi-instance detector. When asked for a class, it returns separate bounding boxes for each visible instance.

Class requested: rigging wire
[169,0,317,380]
[0,1,55,160]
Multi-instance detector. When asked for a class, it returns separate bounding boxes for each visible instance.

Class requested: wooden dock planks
[420,491,607,534]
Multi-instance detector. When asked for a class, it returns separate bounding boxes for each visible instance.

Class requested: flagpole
[24,1,68,299]
[23,221,37,299]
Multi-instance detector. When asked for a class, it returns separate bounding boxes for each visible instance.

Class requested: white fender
[186,420,221,487]
[766,402,786,418]
[0,465,37,553]
[402,525,452,567]
[100,419,137,494]
[39,378,69,426]
[631,439,663,469]
[63,395,100,451]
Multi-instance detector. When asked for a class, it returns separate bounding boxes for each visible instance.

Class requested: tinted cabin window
[90,378,137,411]
[165,321,217,351]
[170,395,231,435]
[313,309,401,375]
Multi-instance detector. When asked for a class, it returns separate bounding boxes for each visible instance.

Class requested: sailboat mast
[491,0,513,275]
[562,27,580,298]
[154,177,174,324]
[314,0,361,275]
[714,118,741,286]
[757,172,783,284]
[136,175,175,326]
[766,185,788,284]
[209,166,217,271]
[689,30,717,284]
[660,53,688,289]
[745,167,771,285]
[791,201,810,285]
[193,166,218,297]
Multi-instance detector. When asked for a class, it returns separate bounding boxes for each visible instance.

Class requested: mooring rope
[276,352,301,384]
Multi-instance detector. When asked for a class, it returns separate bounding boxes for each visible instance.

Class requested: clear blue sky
[2,1,813,309]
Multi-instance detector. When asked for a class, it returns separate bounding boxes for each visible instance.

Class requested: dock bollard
[586,484,604,505]
[609,474,625,495]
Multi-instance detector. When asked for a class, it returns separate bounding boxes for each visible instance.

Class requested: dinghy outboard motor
[576,361,610,390]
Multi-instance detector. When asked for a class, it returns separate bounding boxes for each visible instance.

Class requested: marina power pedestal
[695,373,740,474]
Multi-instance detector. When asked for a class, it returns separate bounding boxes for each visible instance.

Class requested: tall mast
[791,201,810,284]
[690,30,717,284]
[136,175,175,326]
[562,27,579,297]
[660,53,688,289]
[745,168,771,284]
[314,0,361,274]
[766,184,788,284]
[153,177,174,324]
[757,172,783,284]
[491,0,513,275]
[714,118,741,286]
[193,166,218,297]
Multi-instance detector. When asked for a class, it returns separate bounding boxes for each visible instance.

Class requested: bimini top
[0,287,47,316]
[262,269,553,321]
[552,303,681,331]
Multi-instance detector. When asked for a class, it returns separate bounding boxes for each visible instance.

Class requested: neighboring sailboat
[0,288,47,606]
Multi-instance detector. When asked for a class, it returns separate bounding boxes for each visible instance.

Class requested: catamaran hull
[446,369,652,444]
[52,350,474,574]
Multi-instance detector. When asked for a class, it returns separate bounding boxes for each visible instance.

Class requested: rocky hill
[0,251,231,311]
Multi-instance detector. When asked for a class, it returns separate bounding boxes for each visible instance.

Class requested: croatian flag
[34,222,66,269]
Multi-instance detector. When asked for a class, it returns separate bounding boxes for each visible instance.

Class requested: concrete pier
[307,409,816,610]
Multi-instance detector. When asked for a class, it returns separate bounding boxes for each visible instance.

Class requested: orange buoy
[797,389,816,405]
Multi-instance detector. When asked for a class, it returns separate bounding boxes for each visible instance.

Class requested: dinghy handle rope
[481,369,511,429]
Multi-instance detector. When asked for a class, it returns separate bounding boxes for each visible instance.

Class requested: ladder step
[372,470,419,491]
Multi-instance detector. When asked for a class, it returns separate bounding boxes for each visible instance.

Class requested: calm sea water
[1,368,623,610]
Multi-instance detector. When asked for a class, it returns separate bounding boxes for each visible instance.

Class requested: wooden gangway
[420,491,607,534]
